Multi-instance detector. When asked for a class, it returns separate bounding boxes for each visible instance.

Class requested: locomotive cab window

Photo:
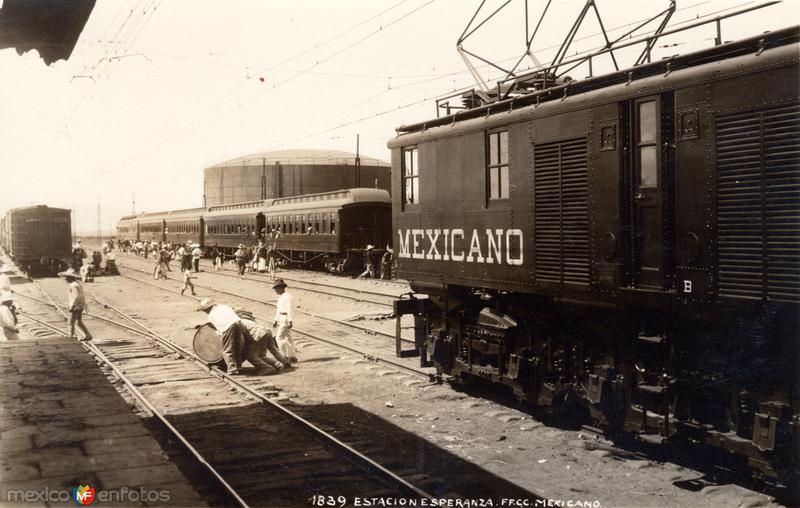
[487,130,510,201]
[401,146,419,205]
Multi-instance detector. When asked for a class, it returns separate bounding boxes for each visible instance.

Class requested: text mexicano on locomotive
[397,229,523,265]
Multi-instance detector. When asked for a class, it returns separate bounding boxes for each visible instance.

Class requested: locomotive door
[626,94,673,289]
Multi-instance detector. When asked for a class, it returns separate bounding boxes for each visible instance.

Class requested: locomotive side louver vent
[534,137,589,285]
[716,104,800,303]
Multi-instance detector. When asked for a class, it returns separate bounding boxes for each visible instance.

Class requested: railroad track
[16,278,438,506]
[112,253,405,308]
[95,264,435,382]
[115,257,422,347]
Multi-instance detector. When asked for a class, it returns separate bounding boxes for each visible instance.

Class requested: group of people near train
[49,256,297,377]
[195,278,297,376]
[70,239,118,281]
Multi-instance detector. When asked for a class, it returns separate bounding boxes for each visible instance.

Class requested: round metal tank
[203,149,391,207]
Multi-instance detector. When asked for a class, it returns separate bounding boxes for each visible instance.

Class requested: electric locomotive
[390,27,799,478]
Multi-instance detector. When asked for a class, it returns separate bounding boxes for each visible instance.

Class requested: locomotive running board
[393,297,432,368]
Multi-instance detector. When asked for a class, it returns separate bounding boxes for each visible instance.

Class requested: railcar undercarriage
[409,287,799,481]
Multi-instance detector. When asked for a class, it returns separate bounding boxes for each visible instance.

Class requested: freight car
[390,26,800,479]
[116,188,391,272]
[0,205,72,275]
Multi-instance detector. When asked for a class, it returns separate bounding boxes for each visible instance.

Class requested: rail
[23,279,436,501]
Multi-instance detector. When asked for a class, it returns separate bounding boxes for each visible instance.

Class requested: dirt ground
[22,254,786,507]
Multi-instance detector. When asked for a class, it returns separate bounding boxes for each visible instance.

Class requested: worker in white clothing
[0,291,19,341]
[196,299,272,375]
[59,268,92,340]
[271,279,298,363]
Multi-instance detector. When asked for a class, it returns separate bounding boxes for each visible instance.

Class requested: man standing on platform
[59,268,92,340]
[272,279,298,363]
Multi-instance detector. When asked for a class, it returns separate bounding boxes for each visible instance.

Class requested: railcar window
[637,100,658,188]
[487,130,510,200]
[402,147,419,205]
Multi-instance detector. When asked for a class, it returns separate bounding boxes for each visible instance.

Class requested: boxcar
[389,27,799,478]
[1,205,72,274]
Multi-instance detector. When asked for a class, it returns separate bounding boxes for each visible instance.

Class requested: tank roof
[208,149,390,168]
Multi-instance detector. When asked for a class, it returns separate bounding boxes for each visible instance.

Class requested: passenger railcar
[115,188,391,272]
[265,188,391,270]
[390,27,800,479]
[203,200,263,252]
[164,207,205,246]
[116,214,138,243]
[0,205,72,274]
[137,211,168,243]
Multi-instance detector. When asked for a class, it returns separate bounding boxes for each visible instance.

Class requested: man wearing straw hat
[272,279,298,362]
[58,268,92,340]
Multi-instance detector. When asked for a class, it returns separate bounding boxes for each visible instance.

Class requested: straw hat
[58,268,79,279]
[272,279,287,289]
[365,244,375,251]
[196,299,216,312]
[238,244,245,248]
[0,291,13,303]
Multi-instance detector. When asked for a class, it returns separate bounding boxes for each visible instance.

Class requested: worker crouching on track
[196,299,272,375]
[272,279,298,363]
[238,310,293,372]
[59,268,92,341]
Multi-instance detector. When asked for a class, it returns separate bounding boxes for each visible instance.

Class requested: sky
[0,0,797,235]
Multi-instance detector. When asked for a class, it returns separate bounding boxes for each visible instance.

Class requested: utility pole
[355,133,361,188]
[132,191,136,215]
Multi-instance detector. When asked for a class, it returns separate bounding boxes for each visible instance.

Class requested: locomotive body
[390,28,799,477]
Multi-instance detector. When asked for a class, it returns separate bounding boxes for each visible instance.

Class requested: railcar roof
[6,205,71,214]
[266,188,390,213]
